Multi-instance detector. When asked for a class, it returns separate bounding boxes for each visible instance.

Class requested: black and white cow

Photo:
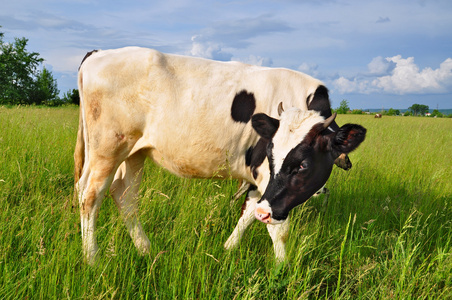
[74,47,366,264]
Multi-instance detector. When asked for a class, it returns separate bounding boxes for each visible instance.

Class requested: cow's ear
[252,113,280,139]
[332,124,367,154]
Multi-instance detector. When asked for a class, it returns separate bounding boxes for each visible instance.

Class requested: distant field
[365,108,452,115]
[0,106,451,299]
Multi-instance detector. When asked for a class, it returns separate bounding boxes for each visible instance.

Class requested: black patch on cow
[79,50,98,70]
[246,138,268,180]
[247,184,258,192]
[245,147,253,166]
[231,90,256,123]
[308,85,354,171]
[307,85,340,132]
[240,184,258,217]
[266,141,276,177]
[251,114,280,140]
[307,85,331,118]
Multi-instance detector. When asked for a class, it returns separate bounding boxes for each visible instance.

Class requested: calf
[75,47,366,264]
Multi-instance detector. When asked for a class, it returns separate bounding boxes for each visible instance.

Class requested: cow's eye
[298,161,309,172]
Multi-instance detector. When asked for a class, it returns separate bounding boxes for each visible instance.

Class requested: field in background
[0,106,451,299]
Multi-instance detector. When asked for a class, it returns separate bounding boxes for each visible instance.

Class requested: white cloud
[367,56,395,75]
[373,55,452,94]
[334,55,452,95]
[333,77,375,94]
[190,36,233,61]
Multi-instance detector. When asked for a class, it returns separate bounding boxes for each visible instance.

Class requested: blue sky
[1,0,451,109]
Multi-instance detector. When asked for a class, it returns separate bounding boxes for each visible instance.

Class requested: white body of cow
[75,47,357,264]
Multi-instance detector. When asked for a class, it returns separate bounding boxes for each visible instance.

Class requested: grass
[0,106,451,299]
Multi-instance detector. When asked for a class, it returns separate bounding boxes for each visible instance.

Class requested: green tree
[336,99,350,114]
[419,105,429,116]
[29,67,60,105]
[387,108,400,116]
[0,27,59,105]
[431,109,443,118]
[62,89,80,105]
[408,104,429,116]
[408,104,420,116]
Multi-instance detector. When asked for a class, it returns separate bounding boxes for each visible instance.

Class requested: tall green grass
[1,107,451,299]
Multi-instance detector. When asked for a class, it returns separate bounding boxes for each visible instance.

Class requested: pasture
[0,106,451,299]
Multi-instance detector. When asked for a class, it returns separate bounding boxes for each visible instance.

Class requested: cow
[74,47,366,264]
[375,113,382,118]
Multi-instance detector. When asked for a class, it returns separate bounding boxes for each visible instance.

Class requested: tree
[431,109,443,118]
[336,99,350,114]
[419,105,429,116]
[29,67,60,105]
[62,89,80,105]
[408,104,419,115]
[408,104,429,116]
[387,108,400,116]
[0,27,59,105]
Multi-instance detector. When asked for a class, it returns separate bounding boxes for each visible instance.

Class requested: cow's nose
[255,206,272,223]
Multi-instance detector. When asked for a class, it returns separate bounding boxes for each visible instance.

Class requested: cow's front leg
[266,217,290,262]
[225,187,260,250]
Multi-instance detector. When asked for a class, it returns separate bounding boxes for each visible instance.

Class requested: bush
[336,99,350,114]
[43,98,65,107]
[61,89,80,105]
[351,109,363,114]
[431,109,443,118]
[386,108,400,116]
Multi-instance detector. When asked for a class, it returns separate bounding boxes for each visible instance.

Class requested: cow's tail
[74,107,85,186]
[74,69,85,186]
[70,70,85,208]
[74,50,98,188]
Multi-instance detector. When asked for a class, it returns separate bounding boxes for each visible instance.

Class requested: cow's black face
[258,140,335,222]
[251,108,366,224]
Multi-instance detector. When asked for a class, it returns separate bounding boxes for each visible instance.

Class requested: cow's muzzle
[255,200,284,224]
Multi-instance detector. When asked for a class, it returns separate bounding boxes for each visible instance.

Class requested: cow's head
[252,106,366,224]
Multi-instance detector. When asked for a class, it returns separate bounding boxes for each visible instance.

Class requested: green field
[1,106,451,299]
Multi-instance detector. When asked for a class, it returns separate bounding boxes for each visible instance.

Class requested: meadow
[0,106,451,299]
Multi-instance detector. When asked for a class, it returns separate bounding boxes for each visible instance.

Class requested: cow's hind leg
[77,157,119,265]
[110,150,150,255]
[225,186,260,250]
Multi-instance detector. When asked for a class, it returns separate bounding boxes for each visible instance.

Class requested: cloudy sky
[2,0,451,109]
